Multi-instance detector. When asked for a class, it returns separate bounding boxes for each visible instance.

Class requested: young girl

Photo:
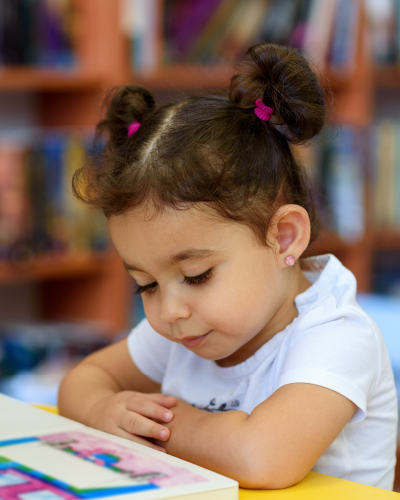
[58,43,398,491]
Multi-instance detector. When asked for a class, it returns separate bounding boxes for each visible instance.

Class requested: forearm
[58,361,121,426]
[162,385,358,489]
[161,406,258,486]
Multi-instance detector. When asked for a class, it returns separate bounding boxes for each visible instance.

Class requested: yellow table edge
[33,405,399,499]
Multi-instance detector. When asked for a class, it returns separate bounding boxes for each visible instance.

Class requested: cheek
[203,266,279,329]
[140,295,168,337]
[196,280,254,328]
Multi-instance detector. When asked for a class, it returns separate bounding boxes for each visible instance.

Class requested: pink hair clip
[127,121,141,137]
[254,99,274,122]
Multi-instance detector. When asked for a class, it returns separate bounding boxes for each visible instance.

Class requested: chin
[194,346,237,362]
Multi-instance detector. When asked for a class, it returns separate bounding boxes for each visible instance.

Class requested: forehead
[108,205,254,265]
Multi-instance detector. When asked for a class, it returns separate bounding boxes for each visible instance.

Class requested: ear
[269,204,311,267]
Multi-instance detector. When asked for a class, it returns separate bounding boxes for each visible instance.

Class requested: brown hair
[73,43,326,246]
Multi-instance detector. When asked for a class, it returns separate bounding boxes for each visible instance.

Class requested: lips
[179,331,211,348]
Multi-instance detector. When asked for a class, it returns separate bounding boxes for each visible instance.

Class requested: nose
[159,288,191,323]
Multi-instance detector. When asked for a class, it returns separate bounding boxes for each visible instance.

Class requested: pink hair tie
[127,121,141,137]
[254,99,274,122]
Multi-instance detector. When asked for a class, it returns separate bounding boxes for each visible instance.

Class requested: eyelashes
[134,268,214,295]
[134,281,157,295]
[184,267,213,285]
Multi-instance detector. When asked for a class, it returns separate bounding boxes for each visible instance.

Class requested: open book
[0,394,237,500]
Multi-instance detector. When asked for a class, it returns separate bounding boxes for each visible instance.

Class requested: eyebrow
[123,248,217,273]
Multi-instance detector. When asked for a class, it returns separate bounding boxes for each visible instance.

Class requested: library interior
[1,0,400,493]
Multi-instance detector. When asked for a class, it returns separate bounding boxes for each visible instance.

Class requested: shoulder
[278,255,393,419]
[295,254,382,351]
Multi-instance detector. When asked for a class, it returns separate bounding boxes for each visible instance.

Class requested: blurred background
[0,0,400,487]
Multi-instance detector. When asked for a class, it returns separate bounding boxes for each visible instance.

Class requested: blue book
[42,134,66,251]
[327,127,365,241]
[329,0,359,72]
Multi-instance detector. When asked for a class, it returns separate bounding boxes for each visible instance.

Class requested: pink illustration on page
[40,431,206,488]
[0,468,77,500]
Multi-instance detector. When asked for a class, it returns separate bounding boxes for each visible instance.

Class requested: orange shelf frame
[134,64,233,90]
[373,229,400,250]
[0,67,103,92]
[374,66,400,87]
[0,252,115,284]
[133,64,352,92]
[0,63,349,93]
[305,231,355,256]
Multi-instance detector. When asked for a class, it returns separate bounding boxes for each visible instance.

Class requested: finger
[159,395,178,408]
[119,410,171,441]
[126,395,174,423]
[142,393,178,409]
[114,426,166,453]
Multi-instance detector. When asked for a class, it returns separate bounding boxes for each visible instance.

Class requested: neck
[217,265,311,368]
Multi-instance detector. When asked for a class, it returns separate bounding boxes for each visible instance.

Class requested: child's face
[109,205,299,365]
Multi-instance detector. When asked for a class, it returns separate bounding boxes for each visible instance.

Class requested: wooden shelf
[373,229,400,250]
[0,67,103,92]
[134,64,351,92]
[0,1,391,330]
[133,64,233,90]
[374,66,400,87]
[0,252,115,284]
[305,231,355,257]
[321,68,353,90]
[0,2,132,334]
[307,229,400,254]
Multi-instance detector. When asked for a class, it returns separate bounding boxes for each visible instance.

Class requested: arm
[58,338,177,450]
[159,383,357,489]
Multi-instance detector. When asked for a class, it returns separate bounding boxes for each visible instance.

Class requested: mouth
[179,331,211,348]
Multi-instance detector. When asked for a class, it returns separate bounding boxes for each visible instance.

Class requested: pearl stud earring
[285,255,295,266]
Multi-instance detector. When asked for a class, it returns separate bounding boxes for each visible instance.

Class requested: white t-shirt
[127,254,398,490]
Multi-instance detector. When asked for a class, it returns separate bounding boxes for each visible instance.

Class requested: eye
[184,268,213,286]
[134,281,158,295]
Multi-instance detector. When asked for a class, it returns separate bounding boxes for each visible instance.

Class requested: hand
[175,398,192,407]
[88,391,178,452]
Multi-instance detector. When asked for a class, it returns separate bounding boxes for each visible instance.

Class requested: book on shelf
[162,0,222,64]
[0,143,27,256]
[372,248,400,297]
[186,0,243,64]
[0,130,109,263]
[120,0,162,75]
[302,0,338,68]
[0,0,76,68]
[125,0,360,75]
[211,0,267,62]
[327,0,360,75]
[371,120,400,228]
[325,126,365,242]
[365,0,399,66]
[0,393,238,500]
[294,126,366,243]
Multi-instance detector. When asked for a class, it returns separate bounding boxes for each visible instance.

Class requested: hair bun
[229,43,326,143]
[99,85,156,150]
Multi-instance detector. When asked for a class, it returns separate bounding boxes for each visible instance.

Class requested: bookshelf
[0,0,132,336]
[1,0,400,488]
[132,0,378,293]
[1,1,400,318]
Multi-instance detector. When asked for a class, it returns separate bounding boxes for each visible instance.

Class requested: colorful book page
[0,431,206,500]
